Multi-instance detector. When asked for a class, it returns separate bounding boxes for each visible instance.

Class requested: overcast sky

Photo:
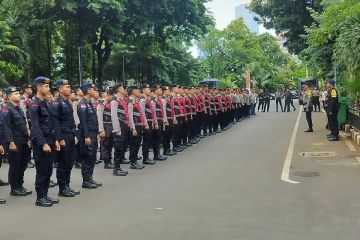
[205,0,251,30]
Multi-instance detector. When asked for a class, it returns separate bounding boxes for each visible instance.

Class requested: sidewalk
[289,109,360,184]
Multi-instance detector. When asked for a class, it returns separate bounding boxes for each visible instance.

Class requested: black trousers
[113,124,129,169]
[181,117,188,144]
[33,141,55,199]
[305,110,313,129]
[263,100,270,112]
[163,120,173,152]
[79,133,98,180]
[8,142,30,190]
[258,100,263,111]
[56,132,76,189]
[129,125,143,163]
[312,97,320,112]
[152,121,163,156]
[329,110,339,137]
[173,117,183,146]
[74,130,81,165]
[100,136,113,164]
[276,98,283,112]
[142,123,154,159]
[284,101,290,112]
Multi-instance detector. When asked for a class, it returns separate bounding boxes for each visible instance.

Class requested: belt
[61,127,76,133]
[43,130,55,137]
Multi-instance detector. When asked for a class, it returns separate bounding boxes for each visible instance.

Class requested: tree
[198,19,293,89]
[250,0,323,54]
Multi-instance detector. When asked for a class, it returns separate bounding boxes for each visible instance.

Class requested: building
[235,4,259,35]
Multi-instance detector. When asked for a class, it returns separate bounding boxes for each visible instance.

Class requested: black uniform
[52,96,77,194]
[77,98,100,185]
[29,97,60,200]
[3,102,31,193]
[327,88,339,139]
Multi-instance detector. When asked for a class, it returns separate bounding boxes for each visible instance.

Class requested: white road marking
[281,106,303,184]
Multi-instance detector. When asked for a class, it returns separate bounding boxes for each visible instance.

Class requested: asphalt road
[1,102,360,240]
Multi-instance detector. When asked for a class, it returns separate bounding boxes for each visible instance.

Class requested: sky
[205,0,251,30]
[190,0,274,56]
[204,0,272,33]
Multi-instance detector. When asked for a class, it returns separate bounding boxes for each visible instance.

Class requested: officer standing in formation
[3,87,32,197]
[0,80,256,206]
[29,77,61,207]
[51,80,80,197]
[77,83,102,189]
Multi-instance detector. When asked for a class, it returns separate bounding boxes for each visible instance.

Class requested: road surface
[1,103,360,240]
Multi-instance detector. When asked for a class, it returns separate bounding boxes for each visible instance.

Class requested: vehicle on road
[269,93,275,100]
[290,90,298,99]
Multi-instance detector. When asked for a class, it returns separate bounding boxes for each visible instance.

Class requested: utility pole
[78,42,97,86]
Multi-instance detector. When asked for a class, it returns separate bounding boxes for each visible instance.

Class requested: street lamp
[78,42,97,86]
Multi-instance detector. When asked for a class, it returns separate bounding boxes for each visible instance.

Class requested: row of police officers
[0,77,255,206]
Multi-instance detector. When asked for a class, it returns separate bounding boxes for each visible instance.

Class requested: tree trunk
[45,25,52,78]
[95,28,112,89]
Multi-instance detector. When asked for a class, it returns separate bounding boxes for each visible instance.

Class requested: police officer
[77,82,102,189]
[153,86,168,160]
[29,76,61,207]
[52,79,80,197]
[326,79,339,141]
[110,83,130,176]
[128,86,145,170]
[0,108,6,204]
[163,86,177,156]
[303,83,314,132]
[97,90,115,170]
[3,87,32,197]
[141,84,156,165]
[20,84,35,168]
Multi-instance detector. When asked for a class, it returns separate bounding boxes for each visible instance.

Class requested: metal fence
[348,106,360,129]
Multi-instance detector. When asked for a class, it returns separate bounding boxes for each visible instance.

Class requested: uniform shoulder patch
[30,103,39,108]
[80,104,87,109]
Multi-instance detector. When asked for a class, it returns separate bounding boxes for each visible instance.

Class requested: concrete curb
[349,127,360,147]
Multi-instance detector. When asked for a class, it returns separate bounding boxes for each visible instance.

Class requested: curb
[349,126,360,147]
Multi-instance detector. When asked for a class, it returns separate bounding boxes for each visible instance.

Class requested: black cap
[21,84,32,90]
[34,76,50,86]
[141,84,150,89]
[111,83,123,95]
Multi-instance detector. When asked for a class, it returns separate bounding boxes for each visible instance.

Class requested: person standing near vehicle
[275,90,283,112]
[312,87,321,112]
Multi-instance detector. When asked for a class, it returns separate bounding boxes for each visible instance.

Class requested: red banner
[246,71,251,90]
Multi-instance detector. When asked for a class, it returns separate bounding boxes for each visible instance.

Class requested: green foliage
[250,0,323,54]
[302,0,360,97]
[0,0,213,88]
[198,19,293,90]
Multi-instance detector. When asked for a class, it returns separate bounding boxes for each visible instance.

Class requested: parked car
[269,93,276,100]
[290,90,298,99]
